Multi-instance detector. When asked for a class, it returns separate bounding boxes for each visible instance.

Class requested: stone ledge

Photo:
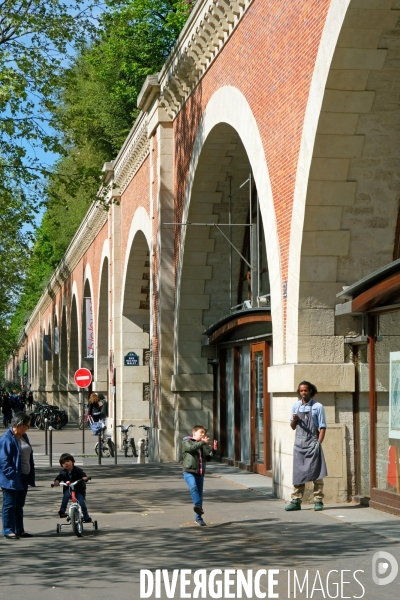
[268,363,354,393]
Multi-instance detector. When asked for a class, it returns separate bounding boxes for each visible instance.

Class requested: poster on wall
[85,297,94,358]
[54,326,59,355]
[389,351,400,439]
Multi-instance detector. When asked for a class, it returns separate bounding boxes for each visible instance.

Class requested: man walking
[285,381,327,512]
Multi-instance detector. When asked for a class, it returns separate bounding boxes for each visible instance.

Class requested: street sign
[74,368,92,388]
[124,351,139,366]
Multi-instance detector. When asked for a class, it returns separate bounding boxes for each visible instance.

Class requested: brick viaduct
[8,0,400,504]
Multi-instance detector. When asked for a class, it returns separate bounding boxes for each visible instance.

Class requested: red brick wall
[174,0,331,312]
[121,156,150,273]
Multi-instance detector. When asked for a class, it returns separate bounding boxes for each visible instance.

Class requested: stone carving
[113,113,150,193]
[158,0,253,118]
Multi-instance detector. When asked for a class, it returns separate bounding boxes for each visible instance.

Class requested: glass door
[250,342,270,474]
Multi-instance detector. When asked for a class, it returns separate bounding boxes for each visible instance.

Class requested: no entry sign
[74,368,92,388]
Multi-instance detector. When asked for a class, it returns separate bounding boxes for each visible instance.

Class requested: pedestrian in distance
[53,453,92,522]
[285,381,327,512]
[182,425,217,526]
[0,412,35,539]
[1,394,12,428]
[87,392,102,422]
[27,391,34,410]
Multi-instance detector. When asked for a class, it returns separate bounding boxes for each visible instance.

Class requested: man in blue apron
[285,381,327,512]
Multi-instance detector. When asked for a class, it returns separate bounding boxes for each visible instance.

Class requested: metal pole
[257,188,260,305]
[49,427,53,467]
[229,175,232,311]
[98,431,102,465]
[44,418,48,455]
[249,172,253,304]
[114,368,117,465]
[82,390,85,455]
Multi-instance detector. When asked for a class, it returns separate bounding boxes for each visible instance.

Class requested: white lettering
[140,570,153,598]
[311,571,325,598]
[294,571,308,598]
[162,569,179,598]
[268,570,279,599]
[237,569,253,598]
[341,570,351,599]
[209,569,223,599]
[224,569,236,598]
[326,570,339,598]
[180,569,192,598]
[155,569,161,598]
[254,569,267,599]
[352,571,365,599]
[193,570,207,599]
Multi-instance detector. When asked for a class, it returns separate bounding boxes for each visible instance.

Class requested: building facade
[7,0,400,514]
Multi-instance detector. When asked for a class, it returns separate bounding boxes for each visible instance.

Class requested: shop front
[336,258,400,515]
[204,309,272,475]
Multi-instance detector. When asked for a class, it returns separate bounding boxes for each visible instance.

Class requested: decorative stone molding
[24,202,108,336]
[158,0,254,118]
[113,112,150,193]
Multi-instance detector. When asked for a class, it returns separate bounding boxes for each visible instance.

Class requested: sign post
[74,369,93,455]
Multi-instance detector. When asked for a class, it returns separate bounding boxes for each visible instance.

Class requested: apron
[293,401,327,486]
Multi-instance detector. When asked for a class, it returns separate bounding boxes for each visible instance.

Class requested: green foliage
[5,0,194,365]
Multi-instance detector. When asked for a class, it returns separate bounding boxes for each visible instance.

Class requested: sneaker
[314,501,324,511]
[83,517,92,523]
[196,518,206,526]
[193,505,204,516]
[285,499,301,511]
[58,511,68,518]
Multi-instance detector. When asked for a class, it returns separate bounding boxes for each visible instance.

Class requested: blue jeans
[61,489,90,519]
[183,472,204,516]
[2,474,29,536]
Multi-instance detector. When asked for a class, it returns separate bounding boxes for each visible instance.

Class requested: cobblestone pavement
[0,426,399,599]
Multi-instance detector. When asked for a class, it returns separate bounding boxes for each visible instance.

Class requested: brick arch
[175,85,283,367]
[96,242,109,392]
[52,309,59,403]
[120,211,151,425]
[82,273,94,369]
[287,0,400,365]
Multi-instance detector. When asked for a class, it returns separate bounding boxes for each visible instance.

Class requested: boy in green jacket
[182,425,218,526]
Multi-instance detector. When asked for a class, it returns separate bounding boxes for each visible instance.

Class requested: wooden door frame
[250,341,270,475]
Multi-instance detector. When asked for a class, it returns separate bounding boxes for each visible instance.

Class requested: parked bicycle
[116,424,138,457]
[91,420,115,458]
[78,404,91,430]
[139,424,150,458]
[31,401,68,430]
[51,478,97,537]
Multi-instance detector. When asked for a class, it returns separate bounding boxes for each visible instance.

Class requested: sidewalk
[0,426,399,599]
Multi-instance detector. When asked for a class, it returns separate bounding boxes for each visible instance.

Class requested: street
[0,426,399,599]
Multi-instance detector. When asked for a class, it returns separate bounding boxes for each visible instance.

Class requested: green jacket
[182,437,215,475]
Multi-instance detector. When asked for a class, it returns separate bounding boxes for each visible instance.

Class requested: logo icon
[372,551,398,586]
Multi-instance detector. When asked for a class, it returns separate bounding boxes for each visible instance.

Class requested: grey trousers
[291,479,324,501]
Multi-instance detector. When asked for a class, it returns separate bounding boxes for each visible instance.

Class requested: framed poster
[389,351,400,440]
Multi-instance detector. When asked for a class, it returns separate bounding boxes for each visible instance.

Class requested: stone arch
[287,0,400,365]
[59,304,68,410]
[82,273,94,372]
[69,289,80,419]
[172,86,280,461]
[52,308,60,405]
[46,315,53,402]
[120,209,152,427]
[96,244,109,394]
[175,85,283,365]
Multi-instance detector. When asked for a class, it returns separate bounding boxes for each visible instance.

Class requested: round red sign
[74,368,92,388]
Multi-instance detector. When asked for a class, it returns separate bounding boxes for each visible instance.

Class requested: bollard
[137,438,146,464]
[98,432,102,465]
[48,427,53,467]
[44,418,48,456]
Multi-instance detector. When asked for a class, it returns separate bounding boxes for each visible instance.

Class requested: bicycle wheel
[70,506,83,537]
[95,441,111,458]
[123,440,128,457]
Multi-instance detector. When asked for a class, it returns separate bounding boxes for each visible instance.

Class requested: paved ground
[0,426,399,599]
